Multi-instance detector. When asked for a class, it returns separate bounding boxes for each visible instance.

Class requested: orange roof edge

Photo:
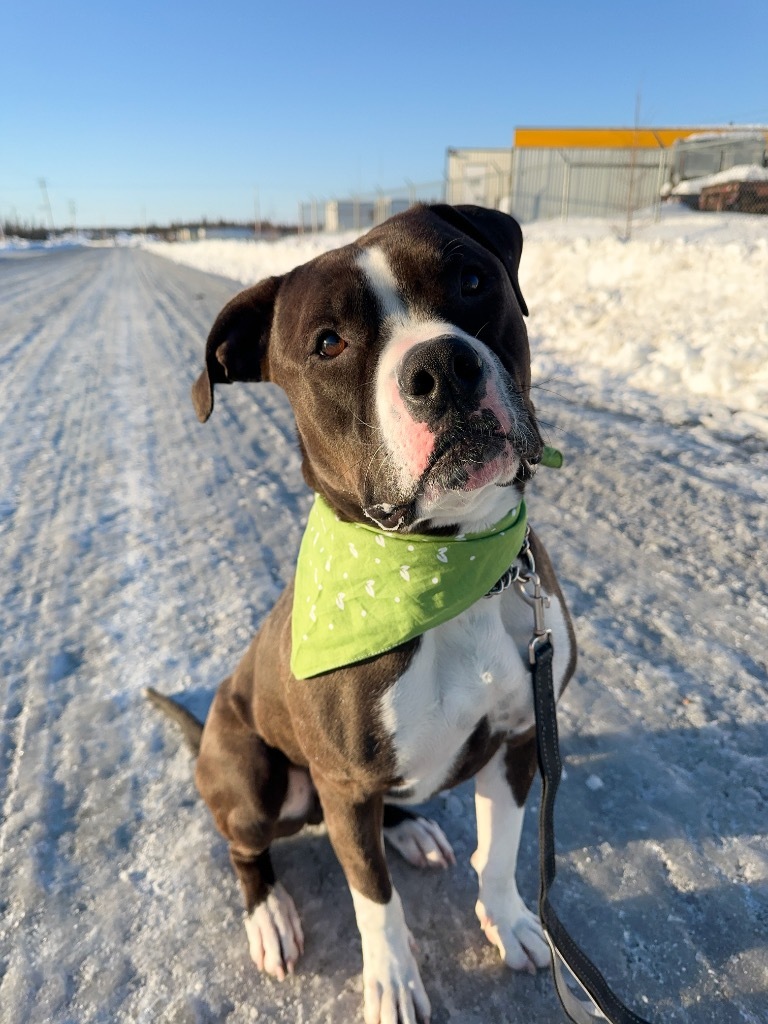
[513,127,762,149]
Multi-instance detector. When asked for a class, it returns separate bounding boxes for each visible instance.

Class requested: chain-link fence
[300,156,668,235]
[298,181,444,233]
[697,179,768,214]
[508,147,668,223]
[300,141,767,232]
[665,132,768,214]
[447,137,767,221]
[445,148,513,209]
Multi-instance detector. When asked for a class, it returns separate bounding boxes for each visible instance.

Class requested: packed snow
[1,210,766,1024]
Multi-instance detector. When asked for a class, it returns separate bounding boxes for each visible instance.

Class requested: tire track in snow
[0,248,262,1020]
[0,250,122,865]
[0,247,107,371]
[0,249,151,1022]
[132,251,309,618]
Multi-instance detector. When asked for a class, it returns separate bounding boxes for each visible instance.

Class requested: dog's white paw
[244,882,304,980]
[475,895,550,974]
[352,887,431,1024]
[360,935,431,1024]
[384,815,456,870]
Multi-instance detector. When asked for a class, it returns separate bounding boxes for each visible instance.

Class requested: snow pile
[521,210,768,441]
[144,210,768,441]
[143,230,360,282]
[0,234,87,253]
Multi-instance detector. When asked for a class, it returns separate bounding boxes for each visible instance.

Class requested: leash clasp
[513,527,552,664]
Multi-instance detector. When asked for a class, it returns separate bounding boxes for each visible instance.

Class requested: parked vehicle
[661,131,768,208]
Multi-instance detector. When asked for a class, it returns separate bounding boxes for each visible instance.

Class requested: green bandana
[540,445,563,469]
[290,495,529,679]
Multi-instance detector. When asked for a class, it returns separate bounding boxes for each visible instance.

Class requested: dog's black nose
[398,337,485,420]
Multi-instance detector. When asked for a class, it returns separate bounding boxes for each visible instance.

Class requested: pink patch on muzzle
[478,381,514,436]
[383,376,436,478]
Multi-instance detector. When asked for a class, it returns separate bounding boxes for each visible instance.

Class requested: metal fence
[300,144,768,232]
[298,181,444,233]
[445,148,513,209]
[508,147,668,223]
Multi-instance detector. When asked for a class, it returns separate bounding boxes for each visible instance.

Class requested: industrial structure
[300,125,768,231]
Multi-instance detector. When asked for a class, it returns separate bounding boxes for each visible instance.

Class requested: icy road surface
[0,245,766,1024]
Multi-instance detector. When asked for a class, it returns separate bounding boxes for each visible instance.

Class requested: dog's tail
[144,687,204,757]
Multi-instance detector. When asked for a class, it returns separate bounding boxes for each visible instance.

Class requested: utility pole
[254,187,260,237]
[69,200,77,236]
[39,178,55,235]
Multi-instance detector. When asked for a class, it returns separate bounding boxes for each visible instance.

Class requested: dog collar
[290,494,529,679]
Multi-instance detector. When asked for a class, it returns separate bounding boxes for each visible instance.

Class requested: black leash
[508,527,655,1023]
[531,639,654,1023]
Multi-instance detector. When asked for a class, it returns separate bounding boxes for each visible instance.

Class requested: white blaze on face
[357,247,439,489]
[356,246,406,320]
[358,245,523,519]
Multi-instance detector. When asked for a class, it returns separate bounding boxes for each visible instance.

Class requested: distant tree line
[2,220,50,240]
[2,217,298,241]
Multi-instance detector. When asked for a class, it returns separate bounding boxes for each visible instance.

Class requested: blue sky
[2,0,767,228]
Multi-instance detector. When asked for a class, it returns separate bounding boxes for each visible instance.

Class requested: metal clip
[513,528,552,663]
[514,575,552,663]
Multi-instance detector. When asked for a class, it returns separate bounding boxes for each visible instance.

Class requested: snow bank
[0,235,87,253]
[143,209,768,440]
[142,230,361,282]
[522,209,768,441]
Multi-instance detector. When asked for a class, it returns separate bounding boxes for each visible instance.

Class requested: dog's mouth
[364,410,541,531]
[423,417,508,491]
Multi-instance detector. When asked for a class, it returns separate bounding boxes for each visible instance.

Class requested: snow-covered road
[0,244,765,1023]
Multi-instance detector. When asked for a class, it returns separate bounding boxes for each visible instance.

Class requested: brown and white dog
[157,204,576,1024]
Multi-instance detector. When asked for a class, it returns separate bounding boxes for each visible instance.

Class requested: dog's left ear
[429,204,529,316]
[192,275,283,423]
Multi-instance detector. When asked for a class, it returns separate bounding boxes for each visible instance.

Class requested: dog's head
[193,204,542,533]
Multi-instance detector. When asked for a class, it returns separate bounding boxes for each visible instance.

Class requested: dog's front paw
[244,882,304,980]
[353,888,431,1024]
[360,934,431,1024]
[475,894,550,974]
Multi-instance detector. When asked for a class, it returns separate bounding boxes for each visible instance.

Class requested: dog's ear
[429,204,528,317]
[192,275,283,423]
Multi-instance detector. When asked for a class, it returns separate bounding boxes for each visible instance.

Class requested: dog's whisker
[440,237,465,260]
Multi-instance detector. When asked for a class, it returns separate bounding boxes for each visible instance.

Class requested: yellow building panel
[514,127,721,150]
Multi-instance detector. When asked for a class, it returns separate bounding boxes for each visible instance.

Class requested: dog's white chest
[379,595,534,803]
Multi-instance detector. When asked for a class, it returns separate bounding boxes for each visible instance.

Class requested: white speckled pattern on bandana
[290,494,528,679]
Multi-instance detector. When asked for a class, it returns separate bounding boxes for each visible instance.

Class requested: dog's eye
[317,331,348,359]
[461,271,482,296]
